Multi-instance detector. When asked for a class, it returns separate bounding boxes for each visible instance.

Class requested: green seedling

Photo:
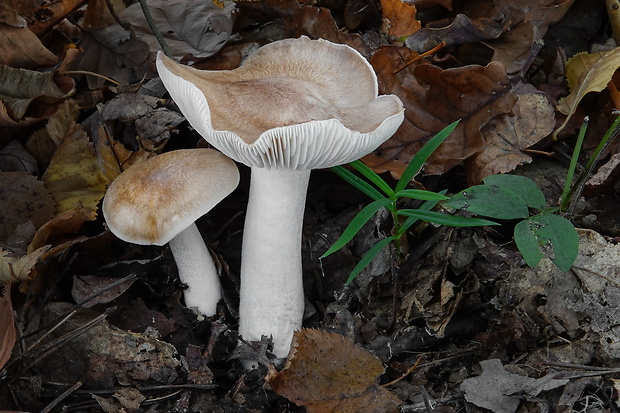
[321,121,497,284]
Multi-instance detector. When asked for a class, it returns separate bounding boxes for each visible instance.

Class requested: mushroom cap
[103,149,239,246]
[156,36,405,170]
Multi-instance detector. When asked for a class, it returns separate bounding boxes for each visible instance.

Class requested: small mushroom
[102,148,239,316]
[156,37,404,358]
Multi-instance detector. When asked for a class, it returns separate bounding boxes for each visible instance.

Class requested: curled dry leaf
[267,329,401,413]
[0,65,74,128]
[0,284,16,370]
[554,47,620,138]
[0,245,50,283]
[406,14,506,53]
[367,45,517,177]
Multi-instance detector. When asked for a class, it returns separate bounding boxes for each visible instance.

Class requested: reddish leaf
[380,0,421,38]
[367,45,517,177]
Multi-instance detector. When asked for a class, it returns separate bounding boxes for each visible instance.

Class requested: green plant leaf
[394,120,459,193]
[443,185,529,219]
[397,209,499,227]
[345,236,396,285]
[350,160,394,197]
[332,166,384,201]
[514,220,545,268]
[515,214,579,272]
[482,174,546,210]
[396,193,446,236]
[394,189,450,201]
[321,198,393,258]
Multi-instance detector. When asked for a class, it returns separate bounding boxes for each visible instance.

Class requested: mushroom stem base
[169,223,222,316]
[239,167,310,358]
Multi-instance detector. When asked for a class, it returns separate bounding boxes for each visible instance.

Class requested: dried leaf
[0,65,74,126]
[460,359,567,413]
[70,24,150,89]
[0,140,38,173]
[0,172,55,243]
[467,85,556,183]
[0,245,50,283]
[0,25,57,69]
[380,0,420,38]
[117,0,236,60]
[0,284,16,370]
[554,47,620,138]
[42,124,108,215]
[267,329,401,413]
[406,14,506,52]
[72,275,135,307]
[367,47,517,177]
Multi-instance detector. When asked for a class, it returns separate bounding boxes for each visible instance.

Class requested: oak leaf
[367,46,517,177]
[380,0,420,38]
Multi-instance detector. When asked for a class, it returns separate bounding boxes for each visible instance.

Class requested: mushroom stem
[168,222,222,316]
[239,167,310,358]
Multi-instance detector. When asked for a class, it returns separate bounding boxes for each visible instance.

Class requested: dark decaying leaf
[267,329,401,413]
[0,172,55,244]
[406,14,507,52]
[117,0,236,60]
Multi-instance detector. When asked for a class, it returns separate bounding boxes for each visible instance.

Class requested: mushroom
[156,36,404,358]
[102,148,239,316]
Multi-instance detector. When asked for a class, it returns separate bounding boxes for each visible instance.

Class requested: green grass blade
[332,165,384,201]
[396,191,447,236]
[345,236,396,285]
[398,209,499,227]
[560,117,588,211]
[395,120,460,193]
[350,160,394,197]
[321,198,393,258]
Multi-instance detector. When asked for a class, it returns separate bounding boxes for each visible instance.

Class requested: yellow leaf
[554,47,620,138]
[43,123,108,215]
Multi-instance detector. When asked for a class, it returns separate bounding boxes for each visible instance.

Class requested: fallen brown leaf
[267,329,401,413]
[466,83,556,183]
[380,0,420,38]
[367,46,517,177]
[0,25,57,69]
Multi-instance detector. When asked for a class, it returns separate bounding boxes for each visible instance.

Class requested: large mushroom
[156,36,404,358]
[103,148,239,316]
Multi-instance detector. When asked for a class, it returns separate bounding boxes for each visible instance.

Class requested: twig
[40,381,83,413]
[137,0,173,58]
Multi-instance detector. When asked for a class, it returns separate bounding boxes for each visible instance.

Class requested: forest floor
[2,0,620,412]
